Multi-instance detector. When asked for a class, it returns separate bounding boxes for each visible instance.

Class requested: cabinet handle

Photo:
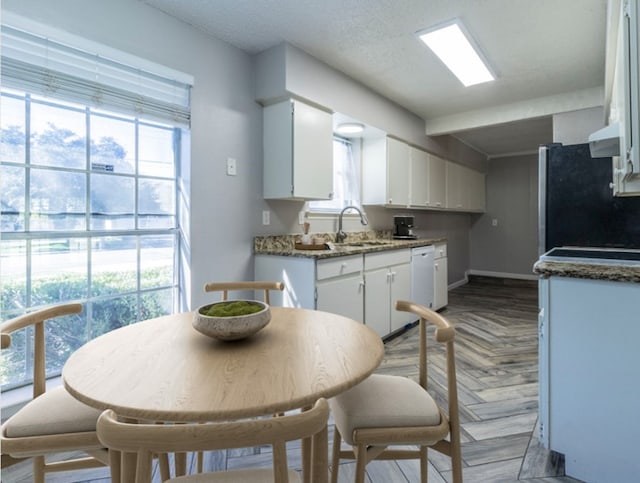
[435,263,439,270]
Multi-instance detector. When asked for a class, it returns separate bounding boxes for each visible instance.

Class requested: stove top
[540,247,640,265]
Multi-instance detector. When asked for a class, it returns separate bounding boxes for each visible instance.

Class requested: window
[0,25,191,390]
[308,137,361,212]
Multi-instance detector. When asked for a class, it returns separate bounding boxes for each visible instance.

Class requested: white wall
[2,0,266,309]
[553,107,605,145]
[2,0,488,298]
[470,154,539,278]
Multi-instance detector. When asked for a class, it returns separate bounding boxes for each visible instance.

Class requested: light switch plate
[226,158,237,176]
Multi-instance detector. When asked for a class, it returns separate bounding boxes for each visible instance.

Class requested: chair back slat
[97,398,329,482]
[204,281,285,304]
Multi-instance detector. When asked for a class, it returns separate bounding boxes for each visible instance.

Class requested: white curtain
[309,137,361,211]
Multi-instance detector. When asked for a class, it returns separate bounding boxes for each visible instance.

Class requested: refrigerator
[538,142,640,255]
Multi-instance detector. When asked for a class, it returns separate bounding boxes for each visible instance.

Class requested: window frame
[0,89,182,390]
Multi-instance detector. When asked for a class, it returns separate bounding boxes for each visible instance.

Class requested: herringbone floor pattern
[2,276,582,482]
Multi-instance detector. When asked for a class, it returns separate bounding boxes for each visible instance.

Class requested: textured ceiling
[141,0,607,157]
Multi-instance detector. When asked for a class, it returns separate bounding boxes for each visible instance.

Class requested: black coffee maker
[393,215,417,239]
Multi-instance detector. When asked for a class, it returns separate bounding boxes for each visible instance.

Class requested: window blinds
[1,25,191,127]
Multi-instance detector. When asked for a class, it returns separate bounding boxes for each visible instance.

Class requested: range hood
[588,122,621,158]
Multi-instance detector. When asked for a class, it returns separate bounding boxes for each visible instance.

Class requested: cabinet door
[445,162,463,210]
[427,154,446,208]
[316,274,364,322]
[468,169,486,212]
[410,147,429,207]
[386,138,410,206]
[364,267,390,337]
[390,263,413,331]
[433,256,448,310]
[292,100,334,200]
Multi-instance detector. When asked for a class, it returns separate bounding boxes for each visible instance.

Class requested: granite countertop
[254,231,446,259]
[533,260,640,284]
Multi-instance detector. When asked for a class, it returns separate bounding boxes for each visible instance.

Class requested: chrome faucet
[336,205,368,243]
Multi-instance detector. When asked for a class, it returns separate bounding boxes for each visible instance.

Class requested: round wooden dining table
[63,306,384,481]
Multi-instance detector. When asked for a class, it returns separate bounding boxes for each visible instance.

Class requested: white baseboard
[448,277,469,290]
[466,269,538,281]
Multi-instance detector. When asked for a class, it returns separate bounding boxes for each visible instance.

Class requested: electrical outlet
[298,211,305,225]
[262,210,270,225]
[226,158,237,176]
[492,218,498,227]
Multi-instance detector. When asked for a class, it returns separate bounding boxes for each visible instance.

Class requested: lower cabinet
[538,276,640,483]
[364,249,413,337]
[433,243,448,310]
[255,249,416,337]
[315,256,364,322]
[254,254,364,322]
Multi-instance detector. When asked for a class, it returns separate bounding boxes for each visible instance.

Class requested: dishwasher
[411,245,435,309]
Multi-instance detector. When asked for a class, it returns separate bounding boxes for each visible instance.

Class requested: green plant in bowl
[201,301,263,317]
[193,300,271,341]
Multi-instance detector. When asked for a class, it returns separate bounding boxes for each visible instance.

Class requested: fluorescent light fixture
[417,20,495,87]
[335,122,365,134]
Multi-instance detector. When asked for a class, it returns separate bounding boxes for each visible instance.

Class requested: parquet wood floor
[2,276,583,482]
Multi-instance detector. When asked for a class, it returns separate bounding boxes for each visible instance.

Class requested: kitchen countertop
[254,231,446,259]
[533,259,640,284]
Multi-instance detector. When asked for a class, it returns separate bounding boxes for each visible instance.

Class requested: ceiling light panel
[418,20,495,87]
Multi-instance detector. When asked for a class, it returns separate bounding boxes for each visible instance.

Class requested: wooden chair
[329,300,462,483]
[194,280,287,473]
[0,303,109,483]
[96,398,330,483]
[204,280,285,304]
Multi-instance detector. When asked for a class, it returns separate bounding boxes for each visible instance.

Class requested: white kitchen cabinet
[316,256,364,322]
[254,254,364,322]
[411,150,447,209]
[446,162,485,212]
[364,249,413,337]
[445,161,466,210]
[410,147,429,207]
[427,153,447,209]
[538,276,640,482]
[263,98,333,200]
[433,243,448,310]
[467,168,486,212]
[363,136,410,207]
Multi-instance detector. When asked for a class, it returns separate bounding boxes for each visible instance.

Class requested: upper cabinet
[363,137,410,207]
[410,148,446,209]
[263,99,333,200]
[363,137,485,213]
[446,161,485,212]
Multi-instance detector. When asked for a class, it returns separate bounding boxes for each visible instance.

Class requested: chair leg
[158,453,170,481]
[197,450,204,473]
[330,428,342,483]
[109,449,122,483]
[33,456,45,483]
[354,444,367,483]
[450,442,463,483]
[175,452,187,476]
[420,446,428,483]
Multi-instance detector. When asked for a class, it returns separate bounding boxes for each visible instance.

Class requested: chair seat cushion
[170,468,300,482]
[4,386,102,438]
[330,374,441,445]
